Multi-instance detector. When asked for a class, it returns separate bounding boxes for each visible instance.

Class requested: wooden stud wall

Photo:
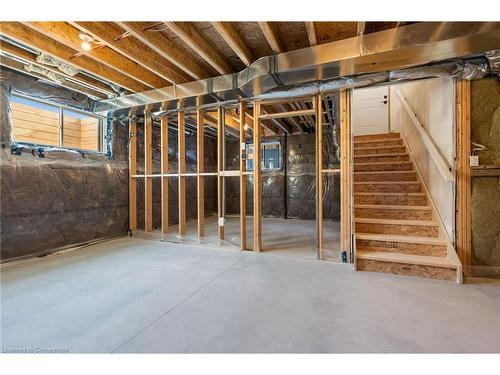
[161,117,169,234]
[128,118,137,231]
[253,102,262,252]
[340,90,352,260]
[197,109,205,238]
[455,79,471,272]
[217,107,225,240]
[178,111,186,236]
[127,96,352,262]
[144,112,153,232]
[239,102,247,250]
[314,95,324,258]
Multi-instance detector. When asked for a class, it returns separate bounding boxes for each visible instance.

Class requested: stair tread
[355,217,439,226]
[355,192,426,196]
[354,139,402,145]
[354,153,408,158]
[355,204,432,210]
[355,161,412,166]
[354,170,415,174]
[355,145,406,151]
[356,250,455,268]
[354,181,420,185]
[356,232,446,245]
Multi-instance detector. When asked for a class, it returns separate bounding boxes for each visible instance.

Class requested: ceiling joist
[211,22,254,66]
[164,22,233,75]
[24,21,169,89]
[0,22,148,92]
[304,22,317,46]
[70,22,191,85]
[117,21,210,81]
[258,22,285,54]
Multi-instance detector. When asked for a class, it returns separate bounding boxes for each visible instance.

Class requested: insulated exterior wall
[0,69,128,261]
[224,131,340,220]
[134,123,217,230]
[470,77,500,269]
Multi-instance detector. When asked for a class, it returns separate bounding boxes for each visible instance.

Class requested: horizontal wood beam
[211,22,254,66]
[0,22,148,92]
[164,22,233,75]
[258,22,285,54]
[117,22,210,80]
[24,22,169,89]
[259,108,315,120]
[70,21,190,85]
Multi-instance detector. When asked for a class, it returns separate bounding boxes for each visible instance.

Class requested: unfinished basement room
[1,6,500,365]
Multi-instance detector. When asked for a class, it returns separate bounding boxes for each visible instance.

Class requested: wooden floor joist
[253,102,262,252]
[178,111,186,236]
[144,112,153,232]
[197,109,205,238]
[161,116,169,235]
[128,118,137,231]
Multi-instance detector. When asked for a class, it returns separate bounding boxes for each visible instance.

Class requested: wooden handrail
[394,89,454,182]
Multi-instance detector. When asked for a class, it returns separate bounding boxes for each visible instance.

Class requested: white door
[352,86,389,136]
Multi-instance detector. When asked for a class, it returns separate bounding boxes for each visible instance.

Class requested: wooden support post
[197,109,205,238]
[239,102,247,250]
[253,102,262,252]
[314,95,324,258]
[144,112,153,232]
[455,79,471,274]
[340,90,352,261]
[178,111,186,236]
[217,107,225,240]
[128,117,137,232]
[161,116,169,235]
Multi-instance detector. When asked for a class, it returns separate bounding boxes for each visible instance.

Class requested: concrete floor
[1,237,500,353]
[140,216,341,260]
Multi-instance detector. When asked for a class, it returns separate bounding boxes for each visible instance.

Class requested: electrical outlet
[470,155,479,167]
[218,217,225,226]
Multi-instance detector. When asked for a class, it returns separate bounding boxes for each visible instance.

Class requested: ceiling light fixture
[78,32,94,51]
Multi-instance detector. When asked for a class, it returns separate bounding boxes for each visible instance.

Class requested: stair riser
[354,207,432,220]
[354,163,413,172]
[354,172,418,182]
[355,195,427,206]
[354,146,406,156]
[356,259,456,281]
[354,140,403,148]
[354,183,422,193]
[353,133,401,142]
[355,222,439,237]
[355,154,409,163]
[356,239,447,256]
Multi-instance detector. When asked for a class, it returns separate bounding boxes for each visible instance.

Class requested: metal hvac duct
[93,22,500,117]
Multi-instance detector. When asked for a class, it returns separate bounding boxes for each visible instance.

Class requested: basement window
[10,94,105,153]
[245,141,282,171]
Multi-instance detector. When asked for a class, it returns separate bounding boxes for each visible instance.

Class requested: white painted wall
[389,78,455,239]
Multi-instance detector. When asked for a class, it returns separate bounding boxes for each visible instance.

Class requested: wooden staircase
[353,133,462,282]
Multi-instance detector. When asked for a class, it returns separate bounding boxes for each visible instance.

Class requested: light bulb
[244,125,248,130]
[81,41,92,51]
